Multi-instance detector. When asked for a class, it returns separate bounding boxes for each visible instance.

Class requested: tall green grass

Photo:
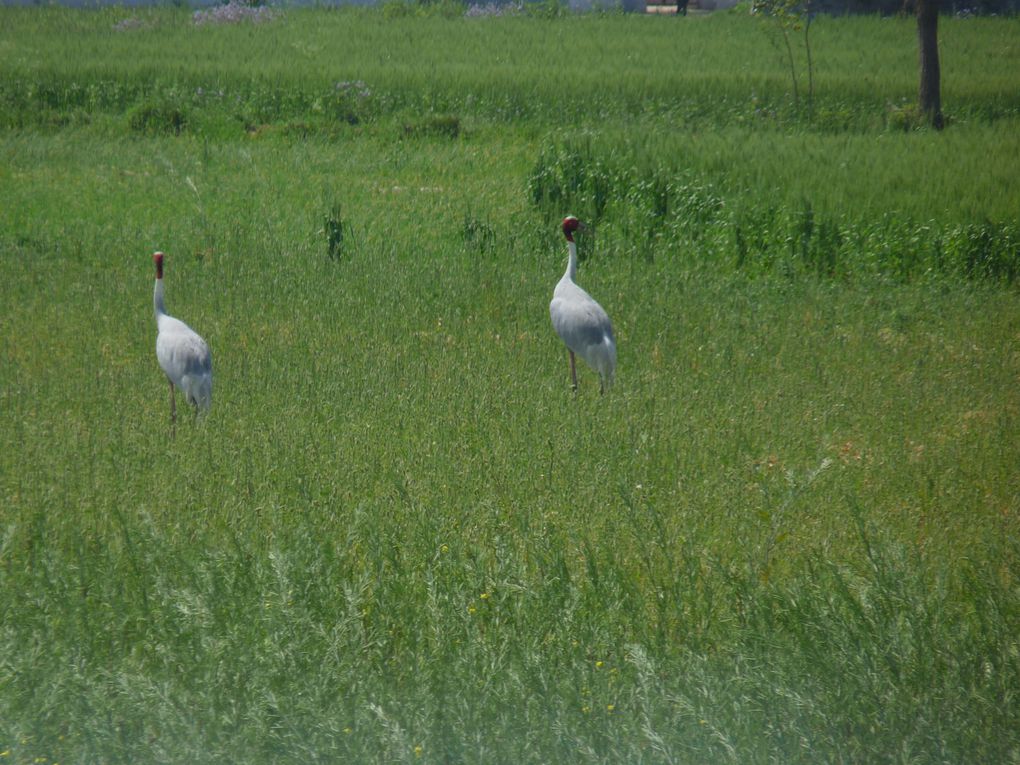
[1,9,1019,764]
[527,129,1020,279]
[2,129,1018,763]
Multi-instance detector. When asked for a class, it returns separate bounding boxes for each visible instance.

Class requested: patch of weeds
[382,0,417,18]
[35,108,80,129]
[527,140,614,224]
[323,81,373,126]
[426,0,470,17]
[322,203,354,261]
[128,100,187,136]
[462,213,496,253]
[244,122,275,138]
[383,0,466,17]
[943,222,1020,282]
[524,0,570,17]
[281,121,315,139]
[402,113,461,139]
[886,101,925,132]
[813,102,860,132]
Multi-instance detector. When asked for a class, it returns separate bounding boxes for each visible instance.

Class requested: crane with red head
[549,216,616,394]
[152,251,212,436]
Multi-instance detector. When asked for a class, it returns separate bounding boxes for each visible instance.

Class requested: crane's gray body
[154,277,212,412]
[550,240,616,391]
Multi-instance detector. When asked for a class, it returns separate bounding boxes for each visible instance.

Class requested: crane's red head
[562,216,583,242]
[153,251,164,279]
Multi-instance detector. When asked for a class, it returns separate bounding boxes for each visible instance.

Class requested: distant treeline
[809,0,1018,14]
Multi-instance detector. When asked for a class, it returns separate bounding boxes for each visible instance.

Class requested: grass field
[1,6,1019,764]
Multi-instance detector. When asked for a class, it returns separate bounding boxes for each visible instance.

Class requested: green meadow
[1,6,1018,763]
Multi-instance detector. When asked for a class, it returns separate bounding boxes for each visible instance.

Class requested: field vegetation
[1,5,1018,763]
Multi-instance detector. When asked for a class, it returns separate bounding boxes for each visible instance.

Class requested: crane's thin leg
[569,350,578,393]
[168,378,177,440]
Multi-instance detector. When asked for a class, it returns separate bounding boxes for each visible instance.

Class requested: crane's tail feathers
[189,396,212,413]
[597,338,616,391]
[182,374,213,414]
[599,366,615,391]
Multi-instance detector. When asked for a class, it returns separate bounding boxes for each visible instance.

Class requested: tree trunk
[917,0,944,129]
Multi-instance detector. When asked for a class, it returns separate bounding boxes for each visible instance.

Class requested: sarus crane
[549,216,616,394]
[153,251,212,436]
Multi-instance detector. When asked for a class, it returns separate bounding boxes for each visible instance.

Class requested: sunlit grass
[1,8,1019,764]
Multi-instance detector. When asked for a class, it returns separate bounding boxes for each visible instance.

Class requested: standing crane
[549,216,616,394]
[153,251,212,436]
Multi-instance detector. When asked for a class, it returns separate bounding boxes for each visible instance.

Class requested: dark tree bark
[916,0,944,129]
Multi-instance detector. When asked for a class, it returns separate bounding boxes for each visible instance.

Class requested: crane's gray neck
[564,240,578,282]
[154,278,167,320]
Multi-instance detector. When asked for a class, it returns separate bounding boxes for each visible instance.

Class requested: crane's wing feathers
[156,318,213,409]
[550,296,614,352]
[550,278,616,386]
